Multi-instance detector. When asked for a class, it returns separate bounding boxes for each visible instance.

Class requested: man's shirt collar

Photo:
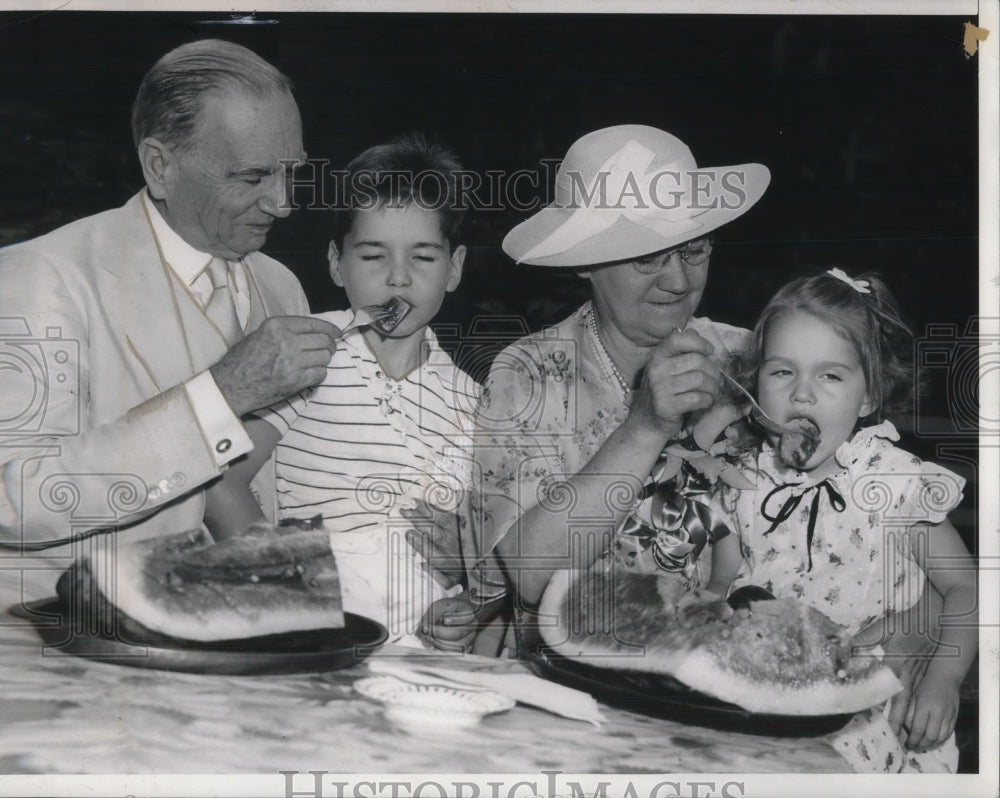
[142,190,213,285]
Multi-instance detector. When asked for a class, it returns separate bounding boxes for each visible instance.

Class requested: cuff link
[215,438,232,454]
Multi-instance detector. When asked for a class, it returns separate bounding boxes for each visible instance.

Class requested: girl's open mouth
[777,416,821,469]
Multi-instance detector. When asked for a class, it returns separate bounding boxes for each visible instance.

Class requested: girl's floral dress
[714,421,967,772]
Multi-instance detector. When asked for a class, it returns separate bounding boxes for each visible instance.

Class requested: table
[0,560,849,777]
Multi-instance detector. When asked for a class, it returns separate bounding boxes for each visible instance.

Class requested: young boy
[203,134,485,648]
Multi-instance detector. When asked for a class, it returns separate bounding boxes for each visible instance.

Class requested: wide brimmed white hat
[502,124,771,267]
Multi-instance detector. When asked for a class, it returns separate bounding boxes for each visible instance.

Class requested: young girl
[708,268,977,773]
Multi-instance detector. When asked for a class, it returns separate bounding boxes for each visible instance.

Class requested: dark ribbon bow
[619,464,733,574]
[760,479,846,571]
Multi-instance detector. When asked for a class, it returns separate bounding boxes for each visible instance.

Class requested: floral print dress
[472,302,749,563]
[714,421,966,772]
[719,421,965,635]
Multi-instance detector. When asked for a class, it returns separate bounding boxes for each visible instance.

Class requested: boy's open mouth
[777,416,821,469]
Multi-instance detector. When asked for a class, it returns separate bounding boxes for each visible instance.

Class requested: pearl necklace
[587,306,631,397]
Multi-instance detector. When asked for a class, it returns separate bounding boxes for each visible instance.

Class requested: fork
[340,298,412,335]
[720,372,794,435]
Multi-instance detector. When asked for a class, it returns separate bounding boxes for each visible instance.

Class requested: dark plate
[525,645,852,737]
[8,597,387,675]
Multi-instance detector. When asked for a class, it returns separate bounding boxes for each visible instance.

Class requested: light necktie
[203,257,243,345]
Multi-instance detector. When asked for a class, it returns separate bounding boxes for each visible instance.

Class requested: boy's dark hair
[332,133,465,251]
[733,270,916,425]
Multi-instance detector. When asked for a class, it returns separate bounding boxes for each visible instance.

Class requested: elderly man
[0,40,338,594]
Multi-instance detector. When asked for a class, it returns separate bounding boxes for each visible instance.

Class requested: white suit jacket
[0,192,309,590]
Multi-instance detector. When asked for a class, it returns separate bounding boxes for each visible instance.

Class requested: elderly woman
[458,124,955,773]
[472,124,769,618]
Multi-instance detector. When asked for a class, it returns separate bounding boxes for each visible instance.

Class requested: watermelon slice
[537,566,901,716]
[366,296,412,334]
[62,525,344,642]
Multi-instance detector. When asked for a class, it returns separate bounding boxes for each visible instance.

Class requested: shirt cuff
[184,370,253,468]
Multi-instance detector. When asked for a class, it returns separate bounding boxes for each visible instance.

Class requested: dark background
[0,9,983,769]
[0,12,978,349]
[0,10,981,451]
[0,10,981,422]
[0,19,980,398]
[0,9,982,508]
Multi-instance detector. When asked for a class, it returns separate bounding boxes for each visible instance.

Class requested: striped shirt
[258,310,480,532]
[255,311,479,640]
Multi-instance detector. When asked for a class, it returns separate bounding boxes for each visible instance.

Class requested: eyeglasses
[632,238,713,274]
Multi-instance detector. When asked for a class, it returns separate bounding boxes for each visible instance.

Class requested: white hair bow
[827,268,871,294]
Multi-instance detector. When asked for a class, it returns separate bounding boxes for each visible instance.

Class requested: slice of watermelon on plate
[535,567,901,724]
